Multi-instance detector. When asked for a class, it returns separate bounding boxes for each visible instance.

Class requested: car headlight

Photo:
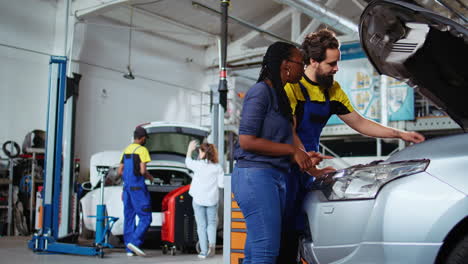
[321,159,429,201]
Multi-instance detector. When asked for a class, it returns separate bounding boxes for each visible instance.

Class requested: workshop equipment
[28,56,116,257]
[161,184,197,255]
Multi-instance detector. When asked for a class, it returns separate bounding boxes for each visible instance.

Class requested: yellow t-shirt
[120,143,151,164]
[284,76,354,120]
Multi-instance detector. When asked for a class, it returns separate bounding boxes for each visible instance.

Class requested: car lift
[28,56,117,257]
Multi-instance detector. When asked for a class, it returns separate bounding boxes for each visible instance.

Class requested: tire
[446,235,468,264]
[196,241,201,253]
[2,141,20,158]
[79,205,94,239]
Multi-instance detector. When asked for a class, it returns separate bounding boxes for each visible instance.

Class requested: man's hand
[145,173,154,183]
[307,151,334,166]
[307,166,336,180]
[399,131,425,143]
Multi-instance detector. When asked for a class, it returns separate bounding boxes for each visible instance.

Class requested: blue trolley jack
[28,164,119,257]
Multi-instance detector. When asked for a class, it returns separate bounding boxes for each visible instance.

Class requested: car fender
[362,172,465,244]
[426,189,468,242]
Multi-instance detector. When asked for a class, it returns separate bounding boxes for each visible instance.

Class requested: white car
[300,1,468,263]
[79,122,210,241]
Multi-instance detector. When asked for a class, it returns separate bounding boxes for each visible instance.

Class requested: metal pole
[192,1,297,46]
[219,1,230,263]
[30,152,36,232]
[378,75,388,157]
[7,146,13,236]
[217,0,229,168]
[60,0,74,238]
[229,132,234,173]
[219,1,229,111]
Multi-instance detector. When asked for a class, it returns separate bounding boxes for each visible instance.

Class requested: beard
[316,71,334,90]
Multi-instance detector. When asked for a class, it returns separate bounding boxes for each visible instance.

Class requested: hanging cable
[124,7,135,79]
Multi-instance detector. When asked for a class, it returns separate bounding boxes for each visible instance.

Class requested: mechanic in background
[118,126,154,257]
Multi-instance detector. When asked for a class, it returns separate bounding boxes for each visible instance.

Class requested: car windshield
[145,132,203,156]
[148,169,192,186]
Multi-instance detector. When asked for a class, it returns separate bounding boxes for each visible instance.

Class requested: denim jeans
[232,166,287,264]
[278,165,309,263]
[192,201,218,255]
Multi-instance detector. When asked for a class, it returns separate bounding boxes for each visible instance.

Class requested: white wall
[0,0,57,148]
[0,1,213,180]
[73,21,208,179]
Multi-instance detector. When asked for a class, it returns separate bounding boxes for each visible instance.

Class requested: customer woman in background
[186,140,224,259]
[232,41,325,264]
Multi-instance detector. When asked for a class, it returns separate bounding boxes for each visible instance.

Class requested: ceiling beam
[295,0,340,43]
[192,1,295,45]
[132,5,217,39]
[229,6,295,48]
[97,6,214,47]
[291,10,301,41]
[352,0,366,11]
[74,0,129,19]
[275,0,358,34]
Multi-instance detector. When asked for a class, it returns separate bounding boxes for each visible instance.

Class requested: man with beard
[118,126,154,257]
[279,29,425,263]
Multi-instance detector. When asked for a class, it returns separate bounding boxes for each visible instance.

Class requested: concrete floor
[0,236,223,264]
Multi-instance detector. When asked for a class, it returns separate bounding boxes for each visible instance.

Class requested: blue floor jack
[29,166,119,257]
[87,166,120,250]
[28,56,118,257]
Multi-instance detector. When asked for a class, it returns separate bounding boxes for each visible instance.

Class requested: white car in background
[79,122,210,242]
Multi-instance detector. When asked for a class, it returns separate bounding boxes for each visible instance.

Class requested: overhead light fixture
[124,6,135,80]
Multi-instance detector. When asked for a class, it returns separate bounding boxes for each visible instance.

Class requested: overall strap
[323,87,330,102]
[132,145,142,154]
[298,81,310,102]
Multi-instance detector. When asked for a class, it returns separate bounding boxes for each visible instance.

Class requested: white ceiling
[73,0,466,77]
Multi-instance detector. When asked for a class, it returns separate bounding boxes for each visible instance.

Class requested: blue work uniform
[121,144,152,252]
[279,76,354,263]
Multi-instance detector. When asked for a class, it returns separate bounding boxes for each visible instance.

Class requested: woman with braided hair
[232,41,326,264]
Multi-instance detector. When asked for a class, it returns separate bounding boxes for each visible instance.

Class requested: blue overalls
[122,146,152,251]
[279,82,331,263]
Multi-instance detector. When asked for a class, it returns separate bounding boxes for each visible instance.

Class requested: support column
[219,3,230,264]
[377,75,389,157]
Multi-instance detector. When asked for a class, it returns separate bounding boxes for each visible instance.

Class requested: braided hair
[199,143,219,164]
[257,41,296,123]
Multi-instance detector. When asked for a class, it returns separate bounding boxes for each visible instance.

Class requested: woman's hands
[187,140,198,157]
[293,148,314,171]
[293,148,333,171]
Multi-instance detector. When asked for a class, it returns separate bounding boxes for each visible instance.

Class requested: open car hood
[141,122,210,164]
[359,0,468,129]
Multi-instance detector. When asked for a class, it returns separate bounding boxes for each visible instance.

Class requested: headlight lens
[321,159,429,201]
